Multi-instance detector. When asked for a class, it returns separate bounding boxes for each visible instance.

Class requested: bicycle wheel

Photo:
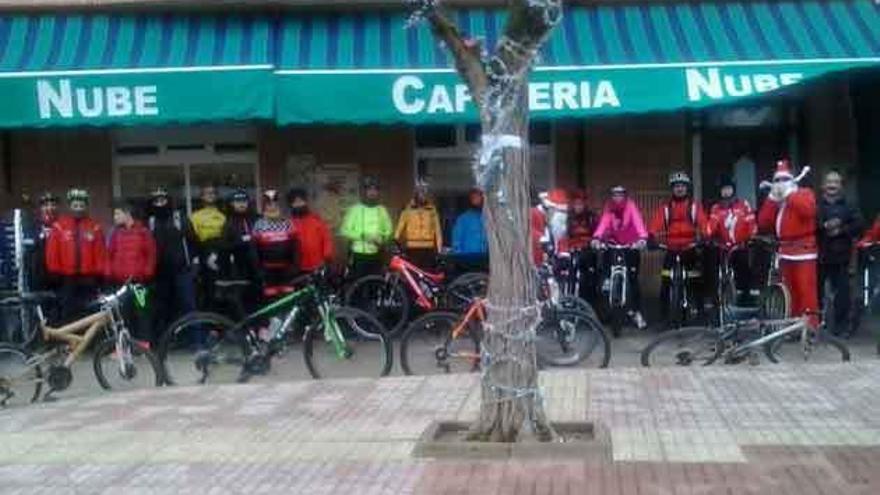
[760,283,790,321]
[158,312,246,385]
[344,274,411,338]
[640,326,723,367]
[93,336,162,391]
[668,277,685,330]
[535,309,611,368]
[764,330,851,364]
[399,311,480,375]
[609,274,626,338]
[303,306,393,379]
[444,273,488,311]
[0,343,41,406]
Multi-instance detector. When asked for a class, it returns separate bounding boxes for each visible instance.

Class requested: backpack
[663,200,698,230]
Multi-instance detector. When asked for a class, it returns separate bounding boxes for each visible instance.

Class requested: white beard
[547,208,568,245]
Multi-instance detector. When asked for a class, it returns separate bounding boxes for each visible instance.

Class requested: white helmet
[668,171,692,186]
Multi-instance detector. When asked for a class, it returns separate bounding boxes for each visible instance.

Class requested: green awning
[0,15,275,127]
[275,0,880,124]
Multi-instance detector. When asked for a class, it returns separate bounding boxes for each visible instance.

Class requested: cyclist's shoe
[629,310,648,330]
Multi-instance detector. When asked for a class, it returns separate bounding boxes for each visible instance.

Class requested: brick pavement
[1,363,880,494]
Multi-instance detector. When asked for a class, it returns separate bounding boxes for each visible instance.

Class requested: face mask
[152,205,171,219]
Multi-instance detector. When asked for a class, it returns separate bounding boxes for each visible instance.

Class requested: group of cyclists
[17,156,880,348]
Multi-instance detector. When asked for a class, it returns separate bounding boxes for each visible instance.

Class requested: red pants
[781,259,819,326]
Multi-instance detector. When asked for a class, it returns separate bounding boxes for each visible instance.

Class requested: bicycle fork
[320,304,351,360]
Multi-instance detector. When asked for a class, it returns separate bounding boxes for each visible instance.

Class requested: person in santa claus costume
[757,159,819,326]
[530,188,569,265]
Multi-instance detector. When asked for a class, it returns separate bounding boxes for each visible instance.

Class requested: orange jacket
[649,198,707,252]
[758,188,817,261]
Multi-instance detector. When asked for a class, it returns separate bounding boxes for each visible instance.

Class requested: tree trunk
[411,0,562,442]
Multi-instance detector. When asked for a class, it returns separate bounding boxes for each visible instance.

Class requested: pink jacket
[592,199,648,246]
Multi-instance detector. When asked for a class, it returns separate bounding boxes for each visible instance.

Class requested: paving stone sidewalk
[2,363,880,494]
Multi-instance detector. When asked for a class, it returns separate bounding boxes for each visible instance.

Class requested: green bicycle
[158,269,392,385]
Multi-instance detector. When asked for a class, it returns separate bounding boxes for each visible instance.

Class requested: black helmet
[150,187,169,199]
[287,187,308,204]
[362,176,380,190]
[718,175,736,192]
[230,188,249,203]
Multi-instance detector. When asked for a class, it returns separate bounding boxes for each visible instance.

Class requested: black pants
[573,250,599,304]
[405,248,437,271]
[151,268,197,347]
[115,284,153,344]
[450,254,489,277]
[599,249,642,310]
[660,249,703,321]
[704,246,752,303]
[350,253,384,281]
[819,262,851,334]
[56,277,99,325]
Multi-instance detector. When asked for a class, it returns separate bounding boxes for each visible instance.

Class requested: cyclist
[757,159,819,327]
[288,188,334,274]
[220,188,260,315]
[147,187,197,346]
[855,214,880,327]
[252,189,299,299]
[705,175,757,305]
[649,171,708,326]
[560,189,598,304]
[592,185,649,329]
[30,192,59,291]
[45,188,106,323]
[451,188,489,274]
[189,185,227,309]
[395,181,442,269]
[105,200,157,343]
[340,177,393,279]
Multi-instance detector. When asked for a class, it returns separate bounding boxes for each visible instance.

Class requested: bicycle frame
[387,255,445,310]
[601,246,631,309]
[724,316,810,360]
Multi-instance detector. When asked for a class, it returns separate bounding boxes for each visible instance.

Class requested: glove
[207,253,219,272]
[590,239,602,250]
[633,239,647,250]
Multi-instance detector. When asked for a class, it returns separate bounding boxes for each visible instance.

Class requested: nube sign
[37,79,159,119]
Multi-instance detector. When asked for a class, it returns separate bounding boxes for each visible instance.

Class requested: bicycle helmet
[362,176,380,190]
[230,188,249,203]
[262,189,280,202]
[66,188,89,203]
[150,186,169,199]
[38,191,59,205]
[610,185,627,195]
[668,171,692,186]
[287,187,308,204]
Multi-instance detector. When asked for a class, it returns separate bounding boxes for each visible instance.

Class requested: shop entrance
[414,123,554,240]
[112,127,259,215]
[700,106,792,207]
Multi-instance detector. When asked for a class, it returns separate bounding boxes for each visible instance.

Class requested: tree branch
[423,7,489,102]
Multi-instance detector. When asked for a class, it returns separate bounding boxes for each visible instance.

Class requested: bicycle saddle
[724,305,761,321]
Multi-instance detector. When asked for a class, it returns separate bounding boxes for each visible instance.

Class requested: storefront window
[190,163,257,209]
[119,165,186,209]
[415,125,456,148]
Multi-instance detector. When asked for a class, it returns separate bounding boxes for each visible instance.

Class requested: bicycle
[594,242,641,338]
[0,282,162,407]
[751,236,790,323]
[853,243,879,342]
[399,297,611,375]
[655,243,703,329]
[159,268,392,384]
[640,279,850,367]
[344,248,488,338]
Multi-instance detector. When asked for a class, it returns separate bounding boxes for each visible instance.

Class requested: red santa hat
[773,159,794,180]
[539,188,569,210]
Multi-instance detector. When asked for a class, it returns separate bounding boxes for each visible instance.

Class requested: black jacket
[817,195,864,265]
[222,212,260,280]
[147,208,193,274]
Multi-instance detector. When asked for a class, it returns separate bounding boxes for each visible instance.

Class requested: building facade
[0,0,876,238]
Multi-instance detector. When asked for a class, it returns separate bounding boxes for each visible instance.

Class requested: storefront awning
[0,14,275,127]
[276,0,880,124]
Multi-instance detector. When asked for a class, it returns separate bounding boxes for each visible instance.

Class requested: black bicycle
[655,243,703,329]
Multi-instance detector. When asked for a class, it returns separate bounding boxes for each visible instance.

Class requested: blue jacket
[452,209,488,255]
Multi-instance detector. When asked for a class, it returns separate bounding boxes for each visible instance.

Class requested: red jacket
[706,198,756,248]
[45,215,107,277]
[291,212,334,272]
[530,207,547,265]
[649,198,708,252]
[105,222,157,283]
[560,212,595,252]
[858,216,880,248]
[758,188,817,261]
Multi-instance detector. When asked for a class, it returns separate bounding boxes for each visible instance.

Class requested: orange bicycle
[398,298,610,375]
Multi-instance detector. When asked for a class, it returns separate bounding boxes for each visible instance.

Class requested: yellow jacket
[190,206,226,243]
[395,202,442,251]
